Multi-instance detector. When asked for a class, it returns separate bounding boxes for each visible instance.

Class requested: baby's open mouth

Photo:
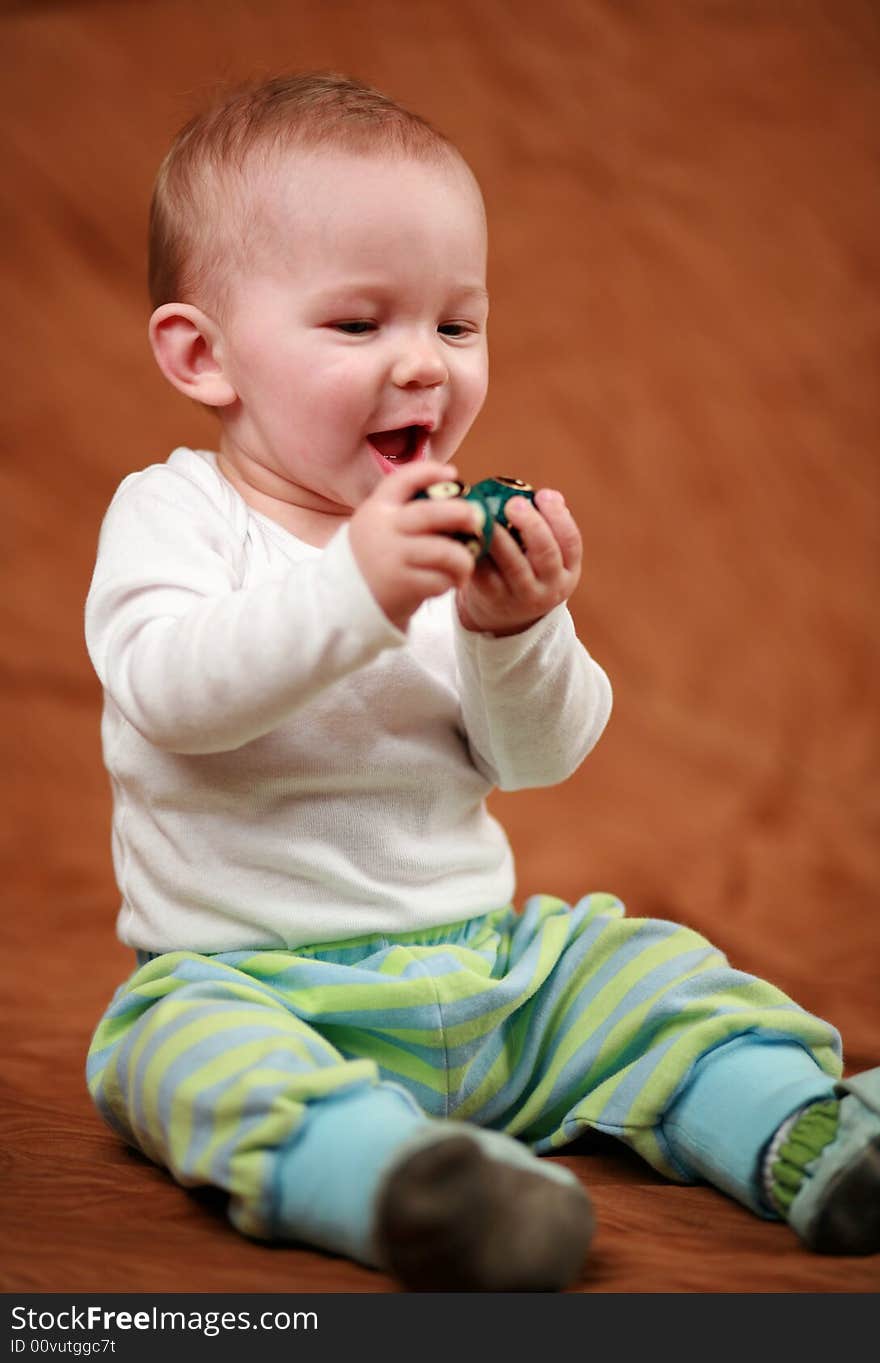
[367,426,429,463]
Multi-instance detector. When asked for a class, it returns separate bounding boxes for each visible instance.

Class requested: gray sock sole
[374,1133,595,1291]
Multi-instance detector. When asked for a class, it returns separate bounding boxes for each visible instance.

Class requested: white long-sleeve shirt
[85,447,612,952]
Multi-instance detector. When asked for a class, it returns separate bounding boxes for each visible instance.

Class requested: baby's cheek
[464,364,489,416]
[318,363,374,418]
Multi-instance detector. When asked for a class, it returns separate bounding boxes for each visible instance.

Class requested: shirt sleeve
[84,467,405,754]
[452,604,612,791]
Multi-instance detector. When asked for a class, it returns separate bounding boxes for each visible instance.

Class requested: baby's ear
[149,304,237,407]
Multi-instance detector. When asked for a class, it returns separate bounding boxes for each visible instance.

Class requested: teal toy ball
[466,477,536,554]
[412,476,536,559]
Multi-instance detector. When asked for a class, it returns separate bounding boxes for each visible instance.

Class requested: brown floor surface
[1,0,878,1294]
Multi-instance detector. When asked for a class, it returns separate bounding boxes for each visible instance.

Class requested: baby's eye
[332,320,377,335]
[438,322,475,338]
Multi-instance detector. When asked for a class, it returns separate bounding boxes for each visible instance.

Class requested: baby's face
[215,149,489,515]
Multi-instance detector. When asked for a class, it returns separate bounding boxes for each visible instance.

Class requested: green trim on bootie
[771,1099,840,1213]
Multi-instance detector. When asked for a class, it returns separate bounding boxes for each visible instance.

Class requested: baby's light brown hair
[148,72,461,315]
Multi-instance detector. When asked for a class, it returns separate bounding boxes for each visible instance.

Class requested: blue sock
[271,1083,430,1264]
[270,1085,586,1267]
[661,1036,837,1215]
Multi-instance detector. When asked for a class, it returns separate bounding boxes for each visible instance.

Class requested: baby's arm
[86,459,482,755]
[453,492,611,789]
[455,606,612,790]
[85,475,397,754]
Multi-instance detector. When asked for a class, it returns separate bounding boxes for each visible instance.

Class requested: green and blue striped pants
[87,893,842,1254]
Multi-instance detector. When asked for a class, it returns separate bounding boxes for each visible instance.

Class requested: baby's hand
[349,461,483,632]
[455,489,582,635]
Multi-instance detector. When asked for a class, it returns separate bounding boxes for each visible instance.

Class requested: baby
[85,73,879,1290]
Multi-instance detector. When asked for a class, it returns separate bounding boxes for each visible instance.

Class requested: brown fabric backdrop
[2,0,878,1293]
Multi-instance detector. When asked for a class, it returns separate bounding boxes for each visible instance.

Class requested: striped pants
[87,894,842,1258]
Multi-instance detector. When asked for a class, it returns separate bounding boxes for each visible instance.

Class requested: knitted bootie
[771,1068,880,1254]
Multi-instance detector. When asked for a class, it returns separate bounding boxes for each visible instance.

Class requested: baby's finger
[502,497,563,579]
[376,460,461,506]
[484,520,537,587]
[532,490,582,575]
[400,495,486,543]
[404,533,477,587]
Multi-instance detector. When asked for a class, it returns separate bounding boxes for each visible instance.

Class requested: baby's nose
[391,340,448,388]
